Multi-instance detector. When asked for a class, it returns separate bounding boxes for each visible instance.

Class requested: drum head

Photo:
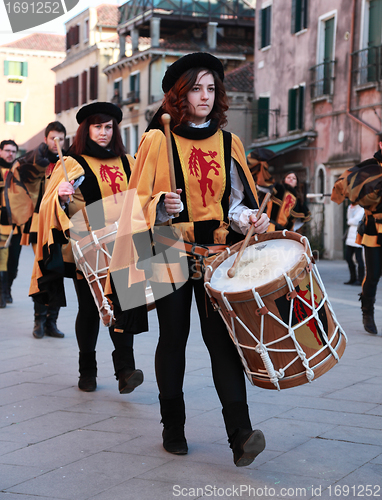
[210,238,305,293]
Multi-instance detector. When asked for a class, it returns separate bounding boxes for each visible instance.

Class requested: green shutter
[291,0,296,33]
[288,88,297,131]
[5,102,10,121]
[298,86,305,129]
[258,97,269,137]
[22,62,28,77]
[14,102,21,122]
[368,0,382,81]
[323,18,334,94]
[4,60,9,76]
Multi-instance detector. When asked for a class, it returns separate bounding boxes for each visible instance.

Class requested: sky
[0,0,123,47]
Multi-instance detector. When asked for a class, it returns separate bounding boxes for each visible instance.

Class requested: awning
[265,138,307,154]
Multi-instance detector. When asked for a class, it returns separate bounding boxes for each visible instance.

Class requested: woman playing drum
[112,53,269,466]
[30,102,147,393]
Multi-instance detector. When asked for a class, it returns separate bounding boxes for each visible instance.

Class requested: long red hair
[162,68,228,130]
[71,113,126,156]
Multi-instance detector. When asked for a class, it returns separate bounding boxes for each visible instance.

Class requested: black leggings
[345,245,364,280]
[363,246,382,300]
[73,276,135,371]
[151,276,247,407]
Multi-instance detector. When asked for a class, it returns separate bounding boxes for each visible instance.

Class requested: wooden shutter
[21,61,28,77]
[288,88,297,131]
[81,70,87,104]
[4,60,9,76]
[55,83,62,114]
[298,85,305,129]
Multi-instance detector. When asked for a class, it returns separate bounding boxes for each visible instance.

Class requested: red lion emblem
[99,164,124,203]
[188,147,220,207]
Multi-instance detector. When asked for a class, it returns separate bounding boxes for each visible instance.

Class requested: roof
[224,61,254,92]
[96,4,120,26]
[0,33,66,52]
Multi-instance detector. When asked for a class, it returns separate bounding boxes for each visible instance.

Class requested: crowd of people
[1,51,380,468]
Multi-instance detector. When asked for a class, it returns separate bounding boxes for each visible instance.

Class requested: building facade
[103,0,255,155]
[250,0,382,259]
[0,34,65,153]
[53,4,122,146]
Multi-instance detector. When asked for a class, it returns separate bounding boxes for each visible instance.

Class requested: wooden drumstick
[54,137,73,203]
[161,113,179,218]
[227,192,271,278]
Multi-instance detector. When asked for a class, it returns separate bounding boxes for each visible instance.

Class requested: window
[66,24,80,50]
[288,85,305,131]
[81,70,87,104]
[122,127,131,154]
[311,13,336,98]
[127,73,140,103]
[4,60,28,77]
[260,6,272,48]
[5,101,21,123]
[84,18,89,42]
[113,79,122,104]
[257,96,269,137]
[89,66,98,100]
[133,124,139,153]
[291,0,308,34]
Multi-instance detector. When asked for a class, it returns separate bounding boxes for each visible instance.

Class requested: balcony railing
[309,60,336,100]
[351,45,382,86]
[119,0,255,25]
[125,90,140,104]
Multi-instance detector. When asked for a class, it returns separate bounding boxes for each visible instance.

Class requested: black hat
[76,102,123,124]
[162,52,224,93]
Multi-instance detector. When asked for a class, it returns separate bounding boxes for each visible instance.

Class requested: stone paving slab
[1,247,382,499]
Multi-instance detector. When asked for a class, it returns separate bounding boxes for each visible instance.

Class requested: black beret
[76,102,123,124]
[162,52,224,93]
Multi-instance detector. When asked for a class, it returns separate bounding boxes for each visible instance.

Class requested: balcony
[119,0,255,27]
[309,60,336,100]
[124,90,140,105]
[351,45,382,87]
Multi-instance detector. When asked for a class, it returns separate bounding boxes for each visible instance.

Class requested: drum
[72,221,154,328]
[204,231,347,390]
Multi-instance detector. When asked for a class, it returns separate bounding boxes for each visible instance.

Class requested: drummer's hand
[58,180,75,204]
[164,189,182,215]
[249,212,270,234]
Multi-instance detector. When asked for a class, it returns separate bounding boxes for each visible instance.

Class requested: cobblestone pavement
[0,246,381,499]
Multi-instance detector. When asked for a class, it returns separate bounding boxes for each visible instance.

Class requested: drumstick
[227,192,271,279]
[54,137,73,203]
[161,113,179,218]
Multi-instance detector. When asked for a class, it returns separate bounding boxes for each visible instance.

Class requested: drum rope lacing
[207,234,347,390]
[73,231,115,327]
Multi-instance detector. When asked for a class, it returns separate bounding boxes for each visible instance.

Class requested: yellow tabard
[173,131,226,222]
[80,155,129,227]
[276,190,297,227]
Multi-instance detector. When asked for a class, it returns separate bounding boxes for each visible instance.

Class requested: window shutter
[288,88,296,131]
[90,66,98,100]
[73,75,79,107]
[298,86,305,129]
[15,102,21,122]
[303,0,308,30]
[81,70,87,104]
[5,102,10,121]
[4,60,9,76]
[258,97,269,137]
[55,83,62,114]
[291,0,296,33]
[22,61,28,77]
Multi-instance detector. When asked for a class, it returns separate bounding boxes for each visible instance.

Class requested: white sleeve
[229,159,258,235]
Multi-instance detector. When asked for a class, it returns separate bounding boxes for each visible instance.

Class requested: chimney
[150,17,161,48]
[207,22,218,50]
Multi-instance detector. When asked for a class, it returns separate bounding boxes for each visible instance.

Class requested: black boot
[32,302,48,339]
[45,306,65,338]
[360,294,377,334]
[0,271,7,308]
[159,394,188,455]
[111,334,143,394]
[5,275,13,304]
[78,351,97,392]
[344,269,356,285]
[222,402,266,467]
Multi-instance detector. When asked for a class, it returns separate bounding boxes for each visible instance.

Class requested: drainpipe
[346,0,380,142]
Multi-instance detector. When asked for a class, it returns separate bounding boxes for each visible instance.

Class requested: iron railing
[351,45,382,86]
[309,60,336,100]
